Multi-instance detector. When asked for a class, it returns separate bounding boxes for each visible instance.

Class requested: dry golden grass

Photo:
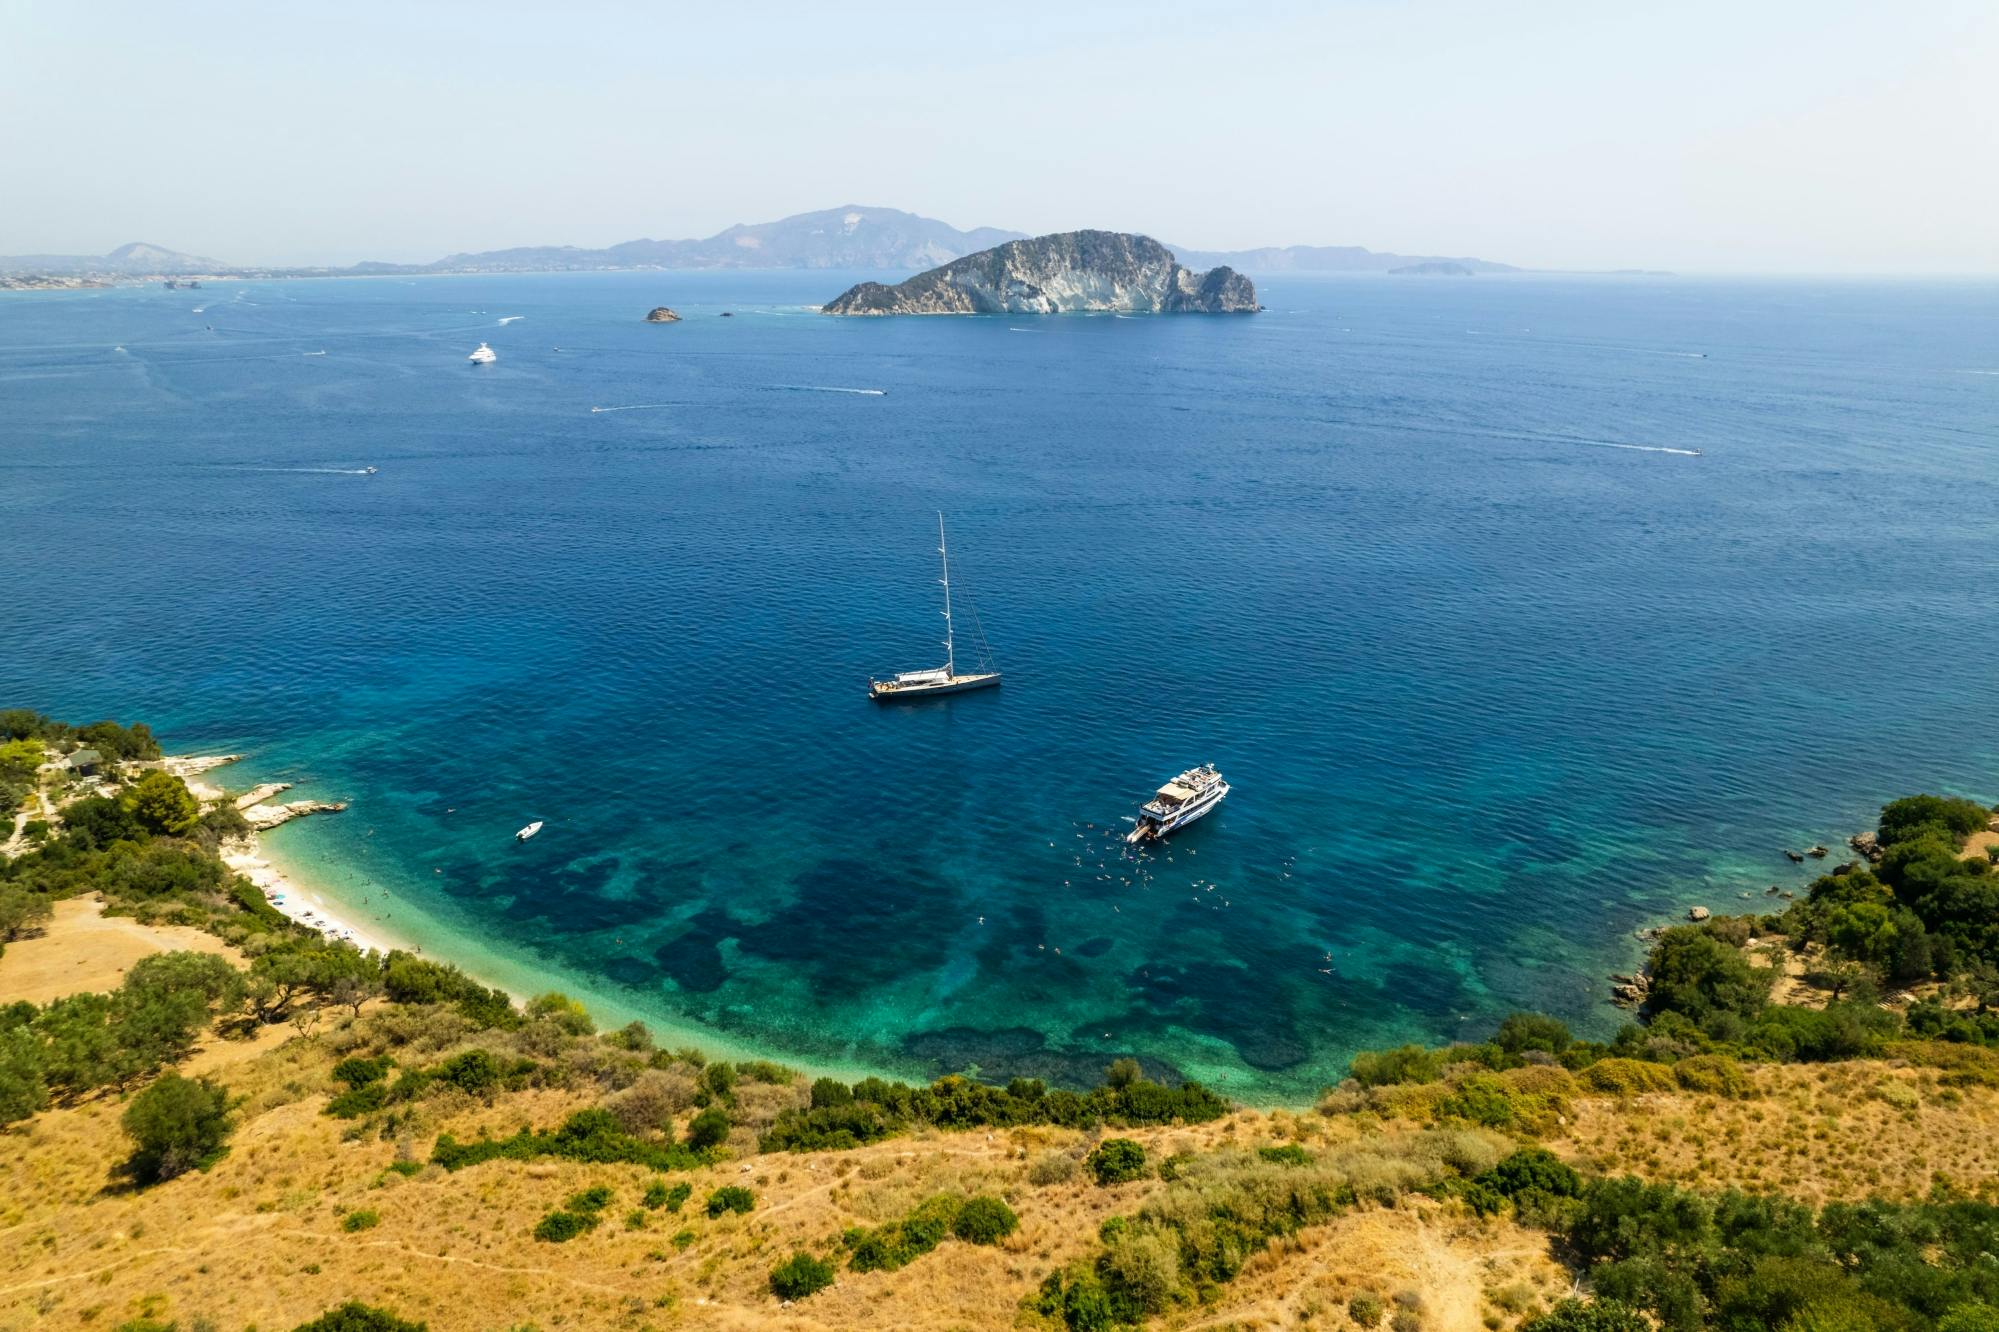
[1544,1057,1999,1205]
[10,920,1999,1332]
[0,893,239,1005]
[0,1021,1573,1332]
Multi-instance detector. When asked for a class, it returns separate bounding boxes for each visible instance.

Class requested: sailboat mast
[938,511,955,678]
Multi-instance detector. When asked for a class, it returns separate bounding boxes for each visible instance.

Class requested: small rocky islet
[820,229,1259,316]
[644,306,681,322]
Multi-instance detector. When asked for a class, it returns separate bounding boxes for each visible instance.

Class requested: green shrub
[1672,1054,1748,1096]
[1348,1044,1447,1087]
[1257,1143,1312,1166]
[671,1228,695,1250]
[1578,1058,1679,1096]
[1494,1012,1574,1056]
[642,1177,691,1211]
[341,1208,380,1232]
[565,1185,613,1214]
[122,1071,232,1184]
[331,1055,393,1087]
[1520,1300,1649,1331]
[952,1194,1019,1244]
[686,1105,730,1149]
[1348,1291,1386,1326]
[1435,1073,1522,1126]
[436,1048,503,1094]
[431,1108,708,1173]
[769,1250,836,1301]
[290,1302,429,1331]
[847,1195,960,1272]
[705,1185,754,1217]
[1087,1138,1147,1185]
[532,1209,598,1243]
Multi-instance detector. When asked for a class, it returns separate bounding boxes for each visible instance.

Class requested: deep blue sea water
[3,270,1995,1101]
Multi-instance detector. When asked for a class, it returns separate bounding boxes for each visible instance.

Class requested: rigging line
[959,583,997,671]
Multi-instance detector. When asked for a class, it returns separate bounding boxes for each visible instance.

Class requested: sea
[2,270,1995,1102]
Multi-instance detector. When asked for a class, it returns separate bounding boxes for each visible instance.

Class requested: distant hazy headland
[0,205,1516,282]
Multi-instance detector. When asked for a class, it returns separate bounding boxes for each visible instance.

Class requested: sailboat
[868,514,1001,701]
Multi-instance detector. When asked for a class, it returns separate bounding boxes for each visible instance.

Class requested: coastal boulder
[1688,906,1711,922]
[821,230,1258,316]
[645,307,682,322]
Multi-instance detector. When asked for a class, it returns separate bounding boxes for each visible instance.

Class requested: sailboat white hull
[869,671,1001,701]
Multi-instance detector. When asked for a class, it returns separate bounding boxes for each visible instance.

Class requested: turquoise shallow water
[2,271,1996,1101]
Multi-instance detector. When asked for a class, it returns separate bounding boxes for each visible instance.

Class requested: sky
[3,0,1996,274]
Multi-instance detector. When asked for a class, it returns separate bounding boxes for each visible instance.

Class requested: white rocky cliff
[820,231,1259,316]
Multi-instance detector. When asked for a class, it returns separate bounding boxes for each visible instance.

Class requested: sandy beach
[168,753,404,958]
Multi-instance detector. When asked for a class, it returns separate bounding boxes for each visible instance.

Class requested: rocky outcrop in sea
[645,307,681,322]
[820,230,1258,316]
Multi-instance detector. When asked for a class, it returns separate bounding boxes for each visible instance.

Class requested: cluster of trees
[0,709,162,761]
[0,734,43,813]
[764,1058,1227,1152]
[1776,794,1999,1012]
[1524,1176,1999,1331]
[0,950,242,1123]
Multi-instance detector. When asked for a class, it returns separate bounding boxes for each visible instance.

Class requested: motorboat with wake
[469,343,497,365]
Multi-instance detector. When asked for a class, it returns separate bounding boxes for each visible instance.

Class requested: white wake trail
[772,384,887,395]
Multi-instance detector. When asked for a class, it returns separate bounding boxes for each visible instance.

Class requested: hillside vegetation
[3,710,1998,1331]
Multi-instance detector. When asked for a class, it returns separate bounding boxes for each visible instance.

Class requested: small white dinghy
[515,821,543,842]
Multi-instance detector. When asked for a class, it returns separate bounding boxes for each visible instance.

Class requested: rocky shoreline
[166,754,387,953]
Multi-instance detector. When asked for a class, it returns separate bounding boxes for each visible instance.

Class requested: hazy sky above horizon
[4,0,1996,274]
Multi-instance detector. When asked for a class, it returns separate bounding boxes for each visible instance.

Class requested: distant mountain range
[391,206,1027,275]
[0,241,227,277]
[0,207,1518,279]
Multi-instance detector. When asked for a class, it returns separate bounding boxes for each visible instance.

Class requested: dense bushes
[838,1193,1017,1277]
[1545,1175,1999,1331]
[762,1068,1227,1152]
[770,1250,836,1300]
[847,1194,960,1271]
[953,1194,1020,1244]
[705,1185,755,1217]
[1087,1138,1147,1185]
[431,1108,710,1173]
[290,1303,428,1332]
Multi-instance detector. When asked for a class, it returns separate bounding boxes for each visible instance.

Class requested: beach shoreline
[167,753,413,961]
[171,753,900,1085]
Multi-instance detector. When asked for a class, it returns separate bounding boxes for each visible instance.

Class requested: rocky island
[820,230,1258,316]
[644,306,681,322]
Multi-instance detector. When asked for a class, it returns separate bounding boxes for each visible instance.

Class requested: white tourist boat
[1126,764,1230,843]
[468,342,497,364]
[515,821,542,841]
[868,514,1001,701]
